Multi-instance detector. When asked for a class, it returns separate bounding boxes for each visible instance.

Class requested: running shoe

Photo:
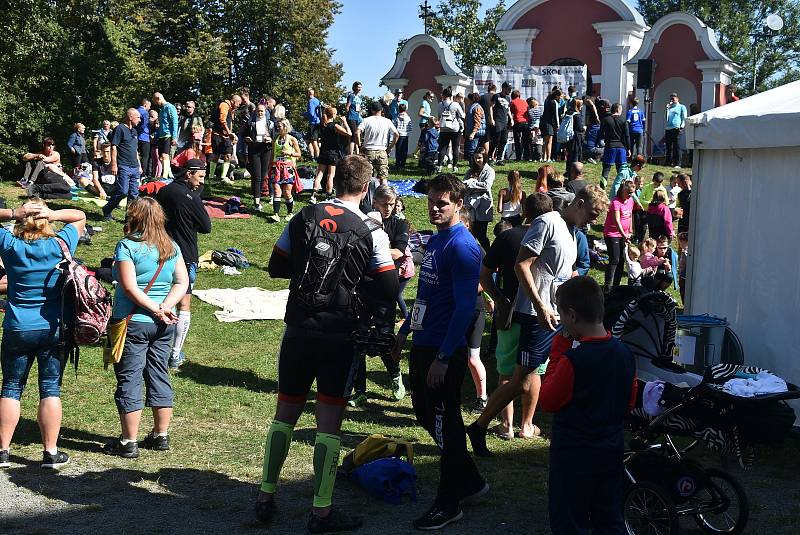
[168,351,185,370]
[254,499,277,525]
[221,177,234,185]
[413,503,463,531]
[466,422,493,457]
[471,397,487,414]
[269,213,281,223]
[308,509,362,533]
[347,392,368,408]
[41,450,70,469]
[102,438,139,459]
[390,375,406,401]
[0,449,10,468]
[284,213,294,221]
[140,432,170,451]
[459,479,489,504]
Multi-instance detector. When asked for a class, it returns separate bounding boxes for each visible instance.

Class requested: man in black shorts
[155,158,211,369]
[210,93,242,183]
[255,155,398,533]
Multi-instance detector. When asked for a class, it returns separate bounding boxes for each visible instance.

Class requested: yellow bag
[103,318,129,370]
[340,434,414,475]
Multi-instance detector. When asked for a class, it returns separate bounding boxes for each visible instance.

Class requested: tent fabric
[685,80,800,150]
[687,145,800,417]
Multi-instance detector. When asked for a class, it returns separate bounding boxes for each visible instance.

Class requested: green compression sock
[221,161,231,179]
[260,420,295,493]
[312,432,342,508]
[209,160,218,179]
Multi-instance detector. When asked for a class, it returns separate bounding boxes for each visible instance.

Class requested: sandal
[488,424,514,441]
[517,425,542,439]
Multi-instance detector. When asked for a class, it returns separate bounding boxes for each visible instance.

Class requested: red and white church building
[381,0,739,150]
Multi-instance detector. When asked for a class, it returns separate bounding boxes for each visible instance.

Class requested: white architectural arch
[627,12,734,65]
[496,0,646,31]
[381,34,467,84]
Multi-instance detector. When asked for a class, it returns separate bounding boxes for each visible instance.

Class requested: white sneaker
[673,165,682,170]
[309,195,318,204]
[269,213,281,223]
[587,158,597,164]
[255,203,263,212]
[284,213,294,221]
[221,177,234,185]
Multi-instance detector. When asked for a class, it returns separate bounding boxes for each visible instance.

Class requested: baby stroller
[608,289,800,534]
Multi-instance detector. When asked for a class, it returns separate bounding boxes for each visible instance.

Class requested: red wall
[649,24,706,107]
[513,0,622,73]
[401,45,446,97]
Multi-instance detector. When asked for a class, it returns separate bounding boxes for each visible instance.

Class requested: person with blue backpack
[305,88,322,162]
[626,97,645,157]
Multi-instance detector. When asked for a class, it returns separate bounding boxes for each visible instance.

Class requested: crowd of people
[1,77,695,534]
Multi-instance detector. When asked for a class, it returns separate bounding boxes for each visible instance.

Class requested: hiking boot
[307,509,362,533]
[140,432,170,451]
[168,351,185,370]
[471,397,487,415]
[347,392,367,408]
[254,499,277,525]
[41,450,70,469]
[390,375,406,401]
[466,422,493,457]
[413,503,463,531]
[102,438,139,459]
[0,450,10,468]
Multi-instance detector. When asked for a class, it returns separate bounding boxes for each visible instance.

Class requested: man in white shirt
[356,101,399,185]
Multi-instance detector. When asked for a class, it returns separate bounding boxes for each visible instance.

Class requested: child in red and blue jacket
[539,276,637,535]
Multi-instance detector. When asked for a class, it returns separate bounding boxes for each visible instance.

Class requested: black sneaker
[471,397,487,415]
[459,479,489,504]
[254,499,276,525]
[413,503,463,531]
[41,450,70,469]
[102,438,139,458]
[0,449,10,468]
[466,422,493,457]
[140,432,169,451]
[307,509,363,533]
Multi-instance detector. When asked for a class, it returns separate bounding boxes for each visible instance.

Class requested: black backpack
[291,204,380,316]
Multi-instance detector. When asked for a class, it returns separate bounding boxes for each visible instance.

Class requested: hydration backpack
[291,204,379,315]
[557,112,575,144]
[56,237,113,371]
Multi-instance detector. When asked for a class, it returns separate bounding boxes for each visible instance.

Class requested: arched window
[549,58,594,94]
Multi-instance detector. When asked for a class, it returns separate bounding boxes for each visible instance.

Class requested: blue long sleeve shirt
[574,229,590,276]
[157,102,179,140]
[665,103,687,130]
[136,105,150,142]
[399,222,480,359]
[306,97,321,125]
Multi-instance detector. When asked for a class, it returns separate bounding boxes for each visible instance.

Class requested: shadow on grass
[10,418,109,454]
[176,361,277,394]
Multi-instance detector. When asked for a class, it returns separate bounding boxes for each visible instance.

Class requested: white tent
[684,81,800,410]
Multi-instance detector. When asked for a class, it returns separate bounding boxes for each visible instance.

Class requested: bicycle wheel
[624,481,680,535]
[694,468,749,534]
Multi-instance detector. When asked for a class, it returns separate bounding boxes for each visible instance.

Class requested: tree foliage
[0,0,343,174]
[398,0,508,76]
[636,0,800,94]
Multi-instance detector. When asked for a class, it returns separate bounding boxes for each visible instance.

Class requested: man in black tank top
[255,155,398,533]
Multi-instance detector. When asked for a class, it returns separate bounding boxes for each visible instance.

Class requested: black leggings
[249,142,270,200]
[513,123,531,161]
[489,129,508,161]
[410,345,483,506]
[471,220,491,251]
[437,131,462,167]
[604,236,626,292]
[138,140,151,179]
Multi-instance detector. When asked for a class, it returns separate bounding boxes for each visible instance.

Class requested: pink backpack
[56,238,113,370]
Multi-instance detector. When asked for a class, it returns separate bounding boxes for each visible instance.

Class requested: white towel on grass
[193,287,289,322]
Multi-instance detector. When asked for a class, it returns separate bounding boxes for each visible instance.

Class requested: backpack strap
[126,260,165,321]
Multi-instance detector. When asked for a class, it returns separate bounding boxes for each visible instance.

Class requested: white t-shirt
[513,211,577,318]
[357,116,399,151]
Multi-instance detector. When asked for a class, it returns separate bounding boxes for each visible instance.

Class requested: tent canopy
[686,80,800,150]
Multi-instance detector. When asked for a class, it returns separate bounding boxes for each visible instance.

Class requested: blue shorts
[516,312,561,369]
[1,328,64,400]
[185,262,197,295]
[602,147,627,166]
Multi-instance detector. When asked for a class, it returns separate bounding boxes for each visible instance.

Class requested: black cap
[185,158,206,171]
[369,100,383,113]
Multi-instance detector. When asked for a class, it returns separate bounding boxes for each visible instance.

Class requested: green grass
[1,159,799,533]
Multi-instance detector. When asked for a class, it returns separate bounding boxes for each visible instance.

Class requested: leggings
[604,236,626,292]
[397,277,411,319]
[249,142,270,200]
[471,220,491,251]
[437,131,462,167]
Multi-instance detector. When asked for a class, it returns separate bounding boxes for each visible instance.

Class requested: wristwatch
[435,352,450,363]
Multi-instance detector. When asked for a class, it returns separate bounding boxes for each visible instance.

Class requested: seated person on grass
[21,137,72,186]
[83,142,117,199]
[539,275,636,535]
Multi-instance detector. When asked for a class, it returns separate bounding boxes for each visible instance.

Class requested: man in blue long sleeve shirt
[136,99,152,178]
[392,174,487,531]
[664,92,687,168]
[154,92,179,179]
[305,88,322,162]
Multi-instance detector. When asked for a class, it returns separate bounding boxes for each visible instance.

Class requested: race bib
[101,174,115,184]
[410,299,427,331]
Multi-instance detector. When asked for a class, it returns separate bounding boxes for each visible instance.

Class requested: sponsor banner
[473,65,588,102]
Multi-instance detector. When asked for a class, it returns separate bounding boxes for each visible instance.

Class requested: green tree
[636,0,800,94]
[398,0,508,76]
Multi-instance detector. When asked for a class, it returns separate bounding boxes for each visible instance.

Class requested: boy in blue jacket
[539,276,637,535]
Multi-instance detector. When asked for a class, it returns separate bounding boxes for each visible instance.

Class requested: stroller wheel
[694,468,749,535]
[624,481,679,535]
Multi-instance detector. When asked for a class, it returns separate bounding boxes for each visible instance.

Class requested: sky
[328,1,493,98]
